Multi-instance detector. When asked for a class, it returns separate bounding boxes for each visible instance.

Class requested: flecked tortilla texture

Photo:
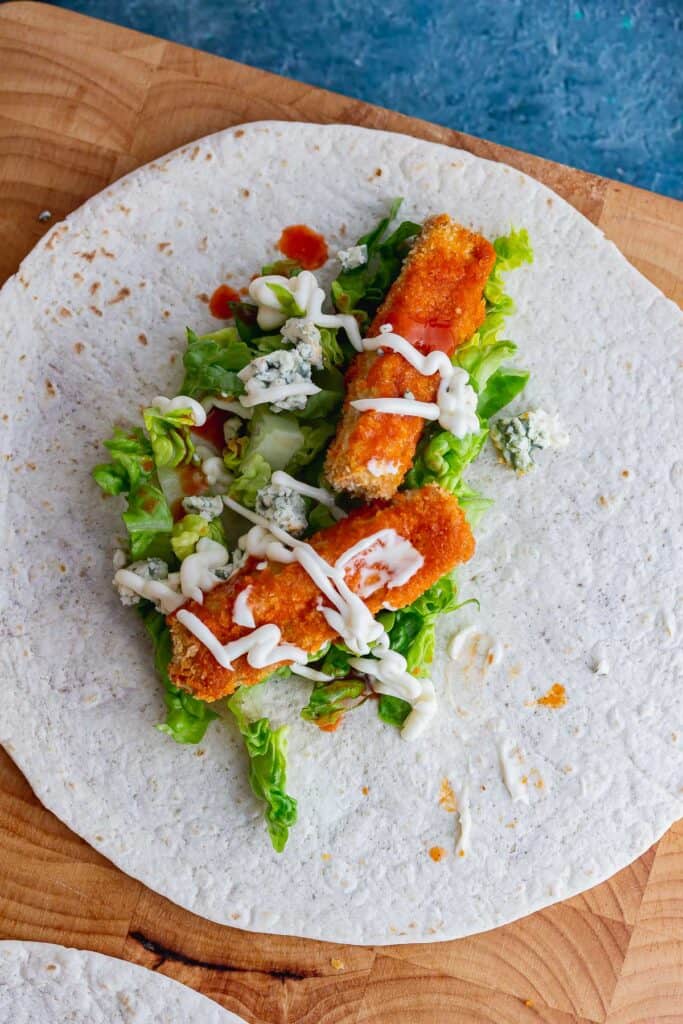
[0,122,681,944]
[0,941,243,1022]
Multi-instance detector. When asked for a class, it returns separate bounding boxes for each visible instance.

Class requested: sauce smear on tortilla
[209,284,241,319]
[278,225,328,270]
[173,465,208,519]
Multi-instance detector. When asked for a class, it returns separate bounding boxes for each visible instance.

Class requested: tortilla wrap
[0,941,243,1022]
[0,122,681,944]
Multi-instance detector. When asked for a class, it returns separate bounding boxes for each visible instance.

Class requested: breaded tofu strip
[325,214,496,500]
[167,484,474,701]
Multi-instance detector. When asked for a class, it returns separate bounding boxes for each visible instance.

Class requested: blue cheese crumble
[255,483,308,535]
[337,244,368,270]
[490,409,568,473]
[181,494,224,520]
[238,348,317,412]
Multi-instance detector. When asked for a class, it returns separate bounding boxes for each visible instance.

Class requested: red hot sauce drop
[277,224,328,270]
[209,284,241,319]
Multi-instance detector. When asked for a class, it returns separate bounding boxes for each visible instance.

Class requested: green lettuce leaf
[228,452,271,508]
[384,574,462,676]
[181,327,251,399]
[318,327,348,368]
[266,282,305,319]
[285,421,336,474]
[261,258,301,277]
[138,603,218,744]
[228,688,297,852]
[298,366,345,421]
[404,424,488,494]
[223,436,248,473]
[93,428,173,560]
[484,228,534,307]
[171,513,226,561]
[378,694,411,727]
[476,367,530,421]
[301,678,366,731]
[331,198,420,326]
[143,406,197,469]
[452,481,494,528]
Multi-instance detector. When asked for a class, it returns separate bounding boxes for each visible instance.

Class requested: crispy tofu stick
[167,484,474,701]
[325,214,496,499]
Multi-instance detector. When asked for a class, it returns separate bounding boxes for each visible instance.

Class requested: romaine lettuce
[228,688,297,852]
[227,452,271,508]
[181,327,251,399]
[143,406,197,469]
[171,513,226,561]
[138,603,219,744]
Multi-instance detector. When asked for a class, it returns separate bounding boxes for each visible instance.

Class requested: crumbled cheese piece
[256,483,308,535]
[222,415,243,443]
[181,494,224,520]
[490,409,569,473]
[238,349,317,412]
[336,244,368,271]
[214,547,248,581]
[114,558,170,606]
[195,445,233,489]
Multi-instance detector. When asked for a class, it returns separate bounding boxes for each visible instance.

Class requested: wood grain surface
[1,4,682,1022]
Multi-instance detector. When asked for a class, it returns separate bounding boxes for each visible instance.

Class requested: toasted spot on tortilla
[89,306,103,317]
[45,379,56,397]
[361,786,369,796]
[198,236,208,252]
[230,911,241,920]
[235,129,245,137]
[100,248,115,259]
[162,310,171,319]
[505,820,517,829]
[195,748,205,757]
[107,287,130,305]
[536,683,567,708]
[73,342,85,355]
[321,852,331,861]
[598,495,609,507]
[439,778,457,812]
[429,846,446,862]
[331,958,345,970]
[375,167,382,177]
[138,333,148,345]
[90,281,100,295]
[1,414,8,422]
[241,188,250,198]
[59,306,71,318]
[196,292,210,303]
[205,152,213,161]
[621,469,630,478]
[190,145,200,160]
[45,963,57,972]
[72,272,83,284]
[157,241,171,252]
[118,204,131,215]
[80,250,96,262]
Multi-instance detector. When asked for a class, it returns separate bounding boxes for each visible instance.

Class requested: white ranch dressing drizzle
[336,529,424,598]
[152,394,207,426]
[350,329,480,439]
[179,538,230,604]
[270,470,346,520]
[498,738,529,805]
[192,495,434,738]
[113,569,184,614]
[290,664,335,682]
[176,612,307,671]
[233,585,255,628]
[248,271,362,346]
[455,784,472,857]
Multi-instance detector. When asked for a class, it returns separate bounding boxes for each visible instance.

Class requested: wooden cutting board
[1,4,682,1022]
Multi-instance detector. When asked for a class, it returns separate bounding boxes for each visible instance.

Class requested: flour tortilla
[0,941,243,1022]
[0,122,681,944]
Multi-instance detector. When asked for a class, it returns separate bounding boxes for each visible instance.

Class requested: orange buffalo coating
[167,485,474,701]
[325,214,496,500]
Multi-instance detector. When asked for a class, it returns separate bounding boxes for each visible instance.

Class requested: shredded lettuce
[377,694,411,728]
[143,406,197,469]
[181,327,251,399]
[92,428,173,559]
[298,366,345,421]
[285,421,336,474]
[404,425,488,494]
[261,258,301,277]
[138,603,219,744]
[171,513,226,560]
[228,687,297,852]
[301,678,366,731]
[331,198,420,326]
[266,282,304,319]
[228,452,272,508]
[318,326,347,368]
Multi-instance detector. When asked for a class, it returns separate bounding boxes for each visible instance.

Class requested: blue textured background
[55,0,682,199]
